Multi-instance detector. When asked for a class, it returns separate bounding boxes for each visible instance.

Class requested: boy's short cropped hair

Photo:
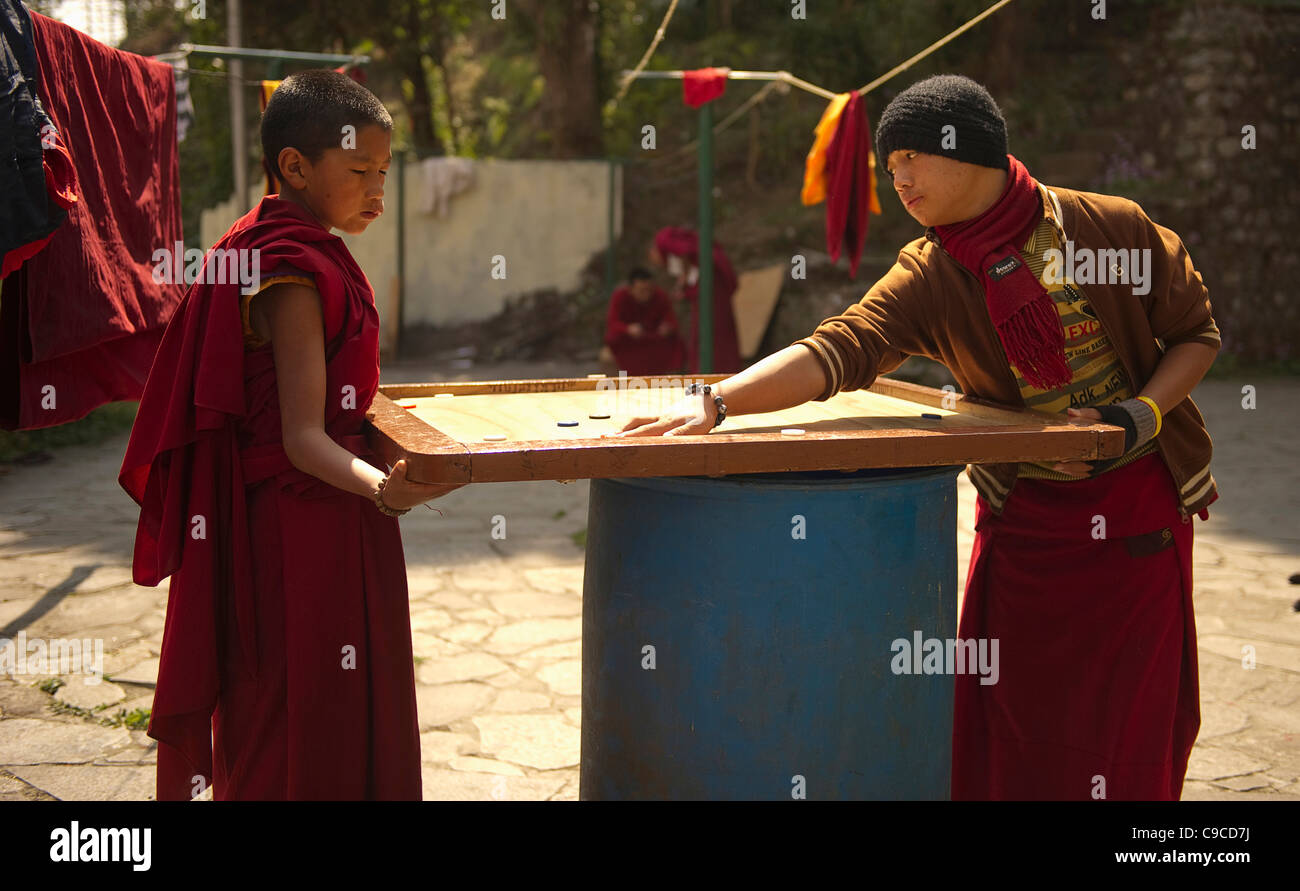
[260,69,393,187]
[628,267,653,282]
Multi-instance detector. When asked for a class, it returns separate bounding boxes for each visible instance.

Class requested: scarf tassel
[997,296,1074,392]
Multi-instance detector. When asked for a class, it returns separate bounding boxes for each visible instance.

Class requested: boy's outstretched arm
[615,343,827,437]
[255,281,460,509]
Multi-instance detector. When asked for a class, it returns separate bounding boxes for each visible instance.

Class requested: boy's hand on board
[606,395,715,437]
[1053,406,1105,478]
[382,458,464,509]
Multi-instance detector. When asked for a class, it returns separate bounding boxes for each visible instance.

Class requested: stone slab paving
[1,362,1296,801]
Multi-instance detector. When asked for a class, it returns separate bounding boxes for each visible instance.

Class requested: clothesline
[620,0,1017,104]
[154,43,368,67]
[608,0,680,110]
[856,0,1015,96]
[176,66,271,86]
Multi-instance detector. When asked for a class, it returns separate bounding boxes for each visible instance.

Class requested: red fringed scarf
[934,155,1072,391]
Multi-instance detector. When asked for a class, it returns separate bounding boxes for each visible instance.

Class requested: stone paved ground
[0,360,1296,800]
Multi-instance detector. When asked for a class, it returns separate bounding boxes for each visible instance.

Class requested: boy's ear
[277,147,310,190]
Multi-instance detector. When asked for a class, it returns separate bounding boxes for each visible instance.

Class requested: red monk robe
[119,195,421,800]
[952,452,1202,800]
[603,283,685,375]
[653,226,742,374]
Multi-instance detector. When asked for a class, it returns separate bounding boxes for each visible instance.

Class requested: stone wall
[757,0,1300,369]
[1125,1,1300,364]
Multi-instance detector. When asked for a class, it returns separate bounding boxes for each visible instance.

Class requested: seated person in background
[600,266,685,375]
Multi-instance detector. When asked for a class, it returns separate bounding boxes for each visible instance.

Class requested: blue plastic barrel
[580,466,961,800]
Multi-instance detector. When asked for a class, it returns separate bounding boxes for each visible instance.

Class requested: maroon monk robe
[119,196,421,801]
[3,11,181,430]
[952,452,1204,800]
[653,226,742,374]
[603,284,685,375]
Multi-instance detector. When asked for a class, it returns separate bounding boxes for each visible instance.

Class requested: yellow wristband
[1136,396,1162,437]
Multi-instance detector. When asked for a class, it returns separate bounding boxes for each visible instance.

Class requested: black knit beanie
[875,74,1009,172]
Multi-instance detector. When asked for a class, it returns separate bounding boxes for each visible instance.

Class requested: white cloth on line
[419,156,475,216]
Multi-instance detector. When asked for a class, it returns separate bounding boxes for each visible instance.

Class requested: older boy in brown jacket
[619,75,1218,800]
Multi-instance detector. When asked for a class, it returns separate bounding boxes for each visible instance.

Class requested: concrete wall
[200,158,621,354]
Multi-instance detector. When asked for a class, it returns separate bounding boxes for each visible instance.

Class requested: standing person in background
[650,226,743,373]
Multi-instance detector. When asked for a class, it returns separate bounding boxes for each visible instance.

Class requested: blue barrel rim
[603,464,964,494]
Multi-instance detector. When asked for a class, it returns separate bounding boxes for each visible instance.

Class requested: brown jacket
[795,183,1221,521]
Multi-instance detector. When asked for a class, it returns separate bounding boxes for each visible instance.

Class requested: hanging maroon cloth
[119,196,421,801]
[1,11,181,430]
[952,452,1202,800]
[654,226,742,373]
[683,67,728,108]
[604,284,685,375]
[823,92,872,278]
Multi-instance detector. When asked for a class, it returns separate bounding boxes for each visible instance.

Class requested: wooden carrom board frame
[364,375,1126,485]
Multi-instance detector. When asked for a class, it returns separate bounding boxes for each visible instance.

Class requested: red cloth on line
[823,92,873,278]
[952,452,1202,800]
[653,226,742,373]
[604,284,685,375]
[0,273,161,428]
[2,12,182,429]
[683,67,728,108]
[119,196,421,801]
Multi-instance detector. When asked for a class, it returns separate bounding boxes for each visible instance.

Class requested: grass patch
[46,696,152,729]
[0,401,138,463]
[552,509,567,520]
[108,707,152,731]
[35,677,65,695]
[570,528,587,549]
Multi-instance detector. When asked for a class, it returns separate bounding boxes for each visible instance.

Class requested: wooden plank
[733,264,785,358]
[365,391,473,483]
[367,377,1127,484]
[379,373,728,399]
[453,425,1116,483]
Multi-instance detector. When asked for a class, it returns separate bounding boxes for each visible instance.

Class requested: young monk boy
[120,70,459,800]
[618,75,1219,801]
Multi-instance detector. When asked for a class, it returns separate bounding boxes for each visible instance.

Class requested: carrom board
[365,375,1125,484]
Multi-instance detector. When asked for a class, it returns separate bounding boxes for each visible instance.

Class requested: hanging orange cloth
[802,92,849,205]
[802,92,881,215]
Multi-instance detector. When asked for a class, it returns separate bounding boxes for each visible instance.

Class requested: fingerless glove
[1094,397,1159,453]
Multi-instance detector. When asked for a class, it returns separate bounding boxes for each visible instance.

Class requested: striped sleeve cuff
[795,336,846,402]
[1166,314,1221,350]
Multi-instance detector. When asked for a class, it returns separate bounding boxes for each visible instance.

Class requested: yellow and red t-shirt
[1012,217,1157,480]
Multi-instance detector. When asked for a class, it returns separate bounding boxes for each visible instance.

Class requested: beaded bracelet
[373,473,411,517]
[685,382,727,428]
